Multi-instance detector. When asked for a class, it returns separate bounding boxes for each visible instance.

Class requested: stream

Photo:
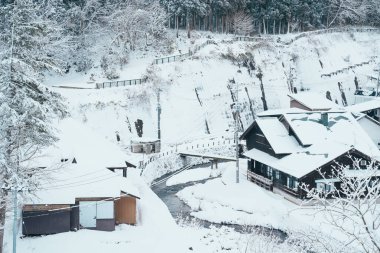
[151,163,287,241]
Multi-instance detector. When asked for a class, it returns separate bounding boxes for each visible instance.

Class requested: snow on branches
[301,158,380,253]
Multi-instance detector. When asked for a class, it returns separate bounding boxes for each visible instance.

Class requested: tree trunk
[287,20,290,33]
[263,18,266,34]
[186,11,190,38]
[0,196,6,253]
[209,11,213,32]
[273,19,276,34]
[221,16,224,34]
[279,20,281,34]
[175,15,179,38]
[215,14,218,33]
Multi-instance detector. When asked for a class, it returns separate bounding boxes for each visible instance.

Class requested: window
[316,182,335,193]
[287,177,298,189]
[275,170,280,180]
[360,160,366,166]
[294,181,299,189]
[267,166,273,179]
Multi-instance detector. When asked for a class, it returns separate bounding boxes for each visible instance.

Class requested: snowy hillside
[49,29,380,151]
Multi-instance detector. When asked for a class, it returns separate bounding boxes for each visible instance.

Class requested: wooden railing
[96,78,147,89]
[283,27,380,45]
[247,170,273,190]
[273,182,299,198]
[153,39,216,65]
[153,52,192,64]
[96,40,217,89]
[235,36,265,42]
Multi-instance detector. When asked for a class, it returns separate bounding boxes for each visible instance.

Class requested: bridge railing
[141,136,235,168]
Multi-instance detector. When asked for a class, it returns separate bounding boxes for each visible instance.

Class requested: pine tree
[0,0,67,248]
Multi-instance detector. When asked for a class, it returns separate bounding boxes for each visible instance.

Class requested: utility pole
[376,66,380,96]
[12,188,17,253]
[234,81,240,184]
[157,89,161,140]
[13,126,21,253]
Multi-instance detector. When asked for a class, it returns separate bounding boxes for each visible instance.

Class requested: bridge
[178,152,236,169]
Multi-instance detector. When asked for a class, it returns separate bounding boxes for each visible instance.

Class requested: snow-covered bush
[100,51,121,80]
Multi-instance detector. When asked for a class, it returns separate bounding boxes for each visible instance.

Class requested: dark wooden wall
[290,100,311,111]
[22,209,71,235]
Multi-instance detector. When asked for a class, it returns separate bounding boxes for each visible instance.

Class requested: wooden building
[240,110,380,203]
[22,205,74,235]
[353,113,380,149]
[22,119,141,236]
[288,93,339,111]
[131,138,161,154]
[348,99,380,122]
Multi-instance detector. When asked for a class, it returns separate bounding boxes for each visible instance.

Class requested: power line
[42,174,121,190]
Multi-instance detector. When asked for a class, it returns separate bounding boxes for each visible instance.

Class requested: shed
[131,138,161,154]
[22,204,74,235]
[22,119,141,235]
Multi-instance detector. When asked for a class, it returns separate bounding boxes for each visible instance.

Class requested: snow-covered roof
[257,108,306,117]
[255,117,302,154]
[288,93,339,111]
[244,111,380,178]
[131,137,160,143]
[347,99,380,113]
[24,118,140,205]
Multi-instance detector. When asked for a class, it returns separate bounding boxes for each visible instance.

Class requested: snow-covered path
[151,163,287,239]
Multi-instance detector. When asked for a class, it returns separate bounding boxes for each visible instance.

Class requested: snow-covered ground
[175,161,377,251]
[9,29,380,253]
[46,30,380,152]
[15,166,303,253]
[166,166,222,186]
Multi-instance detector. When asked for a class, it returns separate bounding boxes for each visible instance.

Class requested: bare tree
[231,11,254,36]
[301,159,380,253]
[328,0,370,27]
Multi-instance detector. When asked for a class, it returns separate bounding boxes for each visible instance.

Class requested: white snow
[176,162,363,244]
[288,93,340,110]
[10,30,380,253]
[347,99,380,112]
[166,167,219,186]
[255,117,302,154]
[24,118,140,205]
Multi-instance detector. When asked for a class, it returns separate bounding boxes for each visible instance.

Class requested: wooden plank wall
[115,196,136,225]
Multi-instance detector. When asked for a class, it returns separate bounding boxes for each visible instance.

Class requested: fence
[96,40,217,89]
[321,56,377,78]
[284,27,380,45]
[234,27,380,46]
[153,52,192,64]
[153,39,216,65]
[96,78,147,89]
[235,36,265,42]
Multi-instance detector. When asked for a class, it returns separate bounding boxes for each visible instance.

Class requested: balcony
[247,170,273,191]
